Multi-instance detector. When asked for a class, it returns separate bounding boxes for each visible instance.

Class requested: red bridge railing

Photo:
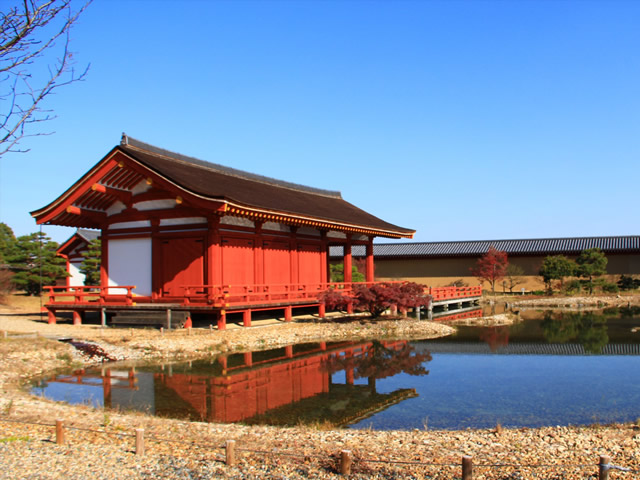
[43,285,136,306]
[428,285,483,301]
[43,283,482,309]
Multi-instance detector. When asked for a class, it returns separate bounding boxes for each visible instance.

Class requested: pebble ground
[1,294,640,479]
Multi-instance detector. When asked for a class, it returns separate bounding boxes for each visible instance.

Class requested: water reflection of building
[44,340,429,426]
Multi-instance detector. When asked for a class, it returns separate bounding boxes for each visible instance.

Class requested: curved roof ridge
[121,133,343,200]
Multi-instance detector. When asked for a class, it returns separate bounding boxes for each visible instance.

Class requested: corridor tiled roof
[330,236,640,258]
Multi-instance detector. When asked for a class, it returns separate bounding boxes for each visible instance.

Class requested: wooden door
[297,243,322,286]
[263,240,291,286]
[160,237,205,297]
[221,236,255,295]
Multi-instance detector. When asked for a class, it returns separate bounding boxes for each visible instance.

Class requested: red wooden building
[32,135,414,328]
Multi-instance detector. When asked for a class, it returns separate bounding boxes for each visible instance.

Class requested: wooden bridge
[42,283,483,330]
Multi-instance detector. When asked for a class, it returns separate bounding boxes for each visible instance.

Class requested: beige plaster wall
[369,253,640,292]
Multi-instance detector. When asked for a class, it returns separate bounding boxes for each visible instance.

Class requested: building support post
[243,309,252,327]
[284,305,293,322]
[343,240,352,284]
[47,308,57,325]
[207,216,221,304]
[244,352,253,366]
[72,310,83,325]
[217,310,227,330]
[100,228,109,289]
[366,236,374,283]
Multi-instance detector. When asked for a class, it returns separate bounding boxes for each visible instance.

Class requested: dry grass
[2,293,43,311]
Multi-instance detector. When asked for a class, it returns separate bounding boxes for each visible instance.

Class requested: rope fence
[1,416,639,479]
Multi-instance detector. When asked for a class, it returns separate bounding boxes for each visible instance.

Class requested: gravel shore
[1,296,640,479]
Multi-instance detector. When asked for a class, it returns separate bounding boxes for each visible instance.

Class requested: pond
[32,306,640,430]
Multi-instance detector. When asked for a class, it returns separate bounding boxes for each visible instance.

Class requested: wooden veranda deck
[43,283,483,330]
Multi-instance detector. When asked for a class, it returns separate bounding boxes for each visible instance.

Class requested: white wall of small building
[68,261,86,286]
[108,238,152,296]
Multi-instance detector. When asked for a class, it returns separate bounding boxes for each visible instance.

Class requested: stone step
[110,310,189,328]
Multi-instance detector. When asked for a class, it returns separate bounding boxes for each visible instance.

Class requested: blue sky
[1,0,638,244]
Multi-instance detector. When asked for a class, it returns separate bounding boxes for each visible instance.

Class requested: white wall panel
[108,238,152,296]
[68,261,85,286]
[109,220,151,230]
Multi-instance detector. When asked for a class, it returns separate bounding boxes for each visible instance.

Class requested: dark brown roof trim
[121,134,342,200]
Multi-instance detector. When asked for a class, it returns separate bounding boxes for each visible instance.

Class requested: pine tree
[576,248,608,295]
[6,232,67,295]
[80,238,101,286]
[0,223,16,264]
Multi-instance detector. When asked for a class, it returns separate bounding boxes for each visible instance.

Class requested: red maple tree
[318,282,430,318]
[470,246,508,295]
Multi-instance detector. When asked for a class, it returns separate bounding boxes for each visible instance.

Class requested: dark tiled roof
[76,229,100,243]
[120,136,414,237]
[330,236,640,258]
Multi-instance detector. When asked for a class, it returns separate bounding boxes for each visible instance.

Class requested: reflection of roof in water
[242,385,418,427]
[414,342,640,356]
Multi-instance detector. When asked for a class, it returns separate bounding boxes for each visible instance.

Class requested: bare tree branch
[0,0,91,157]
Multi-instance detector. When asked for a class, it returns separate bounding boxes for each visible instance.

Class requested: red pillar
[100,229,109,289]
[346,350,354,385]
[72,310,83,325]
[289,227,298,285]
[253,222,263,289]
[218,356,228,372]
[366,236,375,283]
[343,240,352,284]
[318,303,326,318]
[243,309,252,327]
[284,306,292,322]
[320,231,328,285]
[244,352,253,367]
[47,308,57,325]
[217,310,227,330]
[151,219,160,299]
[207,216,221,303]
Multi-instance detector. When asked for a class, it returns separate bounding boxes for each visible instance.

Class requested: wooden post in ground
[136,428,145,456]
[462,455,473,480]
[340,450,352,475]
[226,440,236,465]
[166,308,172,330]
[101,308,107,327]
[55,419,64,445]
[599,455,610,480]
[218,310,227,331]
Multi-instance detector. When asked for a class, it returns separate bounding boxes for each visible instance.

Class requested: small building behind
[331,236,640,292]
[57,229,100,286]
